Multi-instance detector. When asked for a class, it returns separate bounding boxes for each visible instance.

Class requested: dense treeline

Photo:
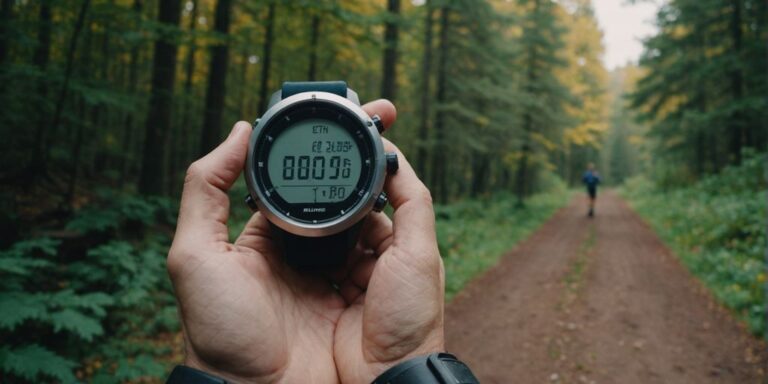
[627,0,767,184]
[0,0,607,214]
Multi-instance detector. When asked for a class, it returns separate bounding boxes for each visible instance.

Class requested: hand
[167,100,444,383]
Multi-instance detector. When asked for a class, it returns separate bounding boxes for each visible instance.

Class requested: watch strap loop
[281,81,348,98]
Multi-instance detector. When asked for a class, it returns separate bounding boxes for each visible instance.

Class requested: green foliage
[622,151,766,335]
[0,345,77,383]
[437,179,570,300]
[0,191,179,383]
[630,0,767,174]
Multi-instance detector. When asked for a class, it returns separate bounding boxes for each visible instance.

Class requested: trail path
[445,191,766,383]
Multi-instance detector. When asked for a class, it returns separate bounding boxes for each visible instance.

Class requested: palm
[170,103,443,383]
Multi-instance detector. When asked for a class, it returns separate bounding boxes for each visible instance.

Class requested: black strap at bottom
[271,220,364,269]
[372,353,479,384]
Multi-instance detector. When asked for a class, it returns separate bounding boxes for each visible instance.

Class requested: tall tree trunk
[0,0,13,65]
[430,5,449,203]
[198,0,233,156]
[30,0,52,179]
[516,0,539,207]
[176,0,197,176]
[381,0,400,101]
[307,13,321,80]
[138,0,181,195]
[67,102,87,206]
[46,0,90,174]
[728,0,743,164]
[120,0,143,185]
[238,50,249,116]
[415,1,433,179]
[257,3,276,114]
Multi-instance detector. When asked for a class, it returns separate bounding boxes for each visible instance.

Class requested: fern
[0,293,48,329]
[49,309,104,341]
[1,191,179,382]
[0,344,77,383]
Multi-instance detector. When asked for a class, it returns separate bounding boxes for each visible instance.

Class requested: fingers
[361,99,397,133]
[380,138,438,258]
[234,212,274,254]
[174,121,253,250]
[359,212,394,256]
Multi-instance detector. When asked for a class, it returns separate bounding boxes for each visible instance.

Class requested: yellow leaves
[532,132,558,151]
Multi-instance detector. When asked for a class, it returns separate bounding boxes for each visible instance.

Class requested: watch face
[253,101,376,224]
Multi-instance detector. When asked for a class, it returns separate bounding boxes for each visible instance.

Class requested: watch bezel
[245,91,386,238]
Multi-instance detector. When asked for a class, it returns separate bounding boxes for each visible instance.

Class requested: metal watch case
[244,90,386,238]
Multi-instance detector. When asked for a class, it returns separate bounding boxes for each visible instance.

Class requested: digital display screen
[267,118,362,204]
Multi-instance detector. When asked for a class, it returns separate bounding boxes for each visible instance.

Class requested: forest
[0,0,765,382]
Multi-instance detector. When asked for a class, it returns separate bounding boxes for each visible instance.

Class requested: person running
[582,162,600,217]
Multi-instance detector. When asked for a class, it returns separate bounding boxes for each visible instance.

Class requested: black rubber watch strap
[372,353,479,384]
[281,81,348,98]
[271,220,364,269]
[166,366,228,384]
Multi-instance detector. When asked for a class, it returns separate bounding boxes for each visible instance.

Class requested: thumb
[175,121,253,247]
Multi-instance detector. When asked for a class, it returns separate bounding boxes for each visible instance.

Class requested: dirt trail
[445,191,766,384]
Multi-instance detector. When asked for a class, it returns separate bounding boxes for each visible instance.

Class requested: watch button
[386,152,399,174]
[245,194,258,211]
[373,192,388,212]
[253,118,261,127]
[372,114,385,133]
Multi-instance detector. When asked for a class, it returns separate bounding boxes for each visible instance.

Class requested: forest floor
[445,191,766,384]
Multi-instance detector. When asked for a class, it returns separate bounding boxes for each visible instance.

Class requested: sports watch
[243,81,398,269]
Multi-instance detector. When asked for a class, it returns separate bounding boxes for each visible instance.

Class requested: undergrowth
[0,189,179,383]
[437,187,571,300]
[621,151,766,336]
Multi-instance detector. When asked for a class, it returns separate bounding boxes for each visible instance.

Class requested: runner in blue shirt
[582,163,600,217]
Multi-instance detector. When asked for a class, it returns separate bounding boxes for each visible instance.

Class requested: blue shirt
[582,170,600,188]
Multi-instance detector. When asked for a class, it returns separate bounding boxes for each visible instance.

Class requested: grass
[621,152,766,336]
[436,189,571,300]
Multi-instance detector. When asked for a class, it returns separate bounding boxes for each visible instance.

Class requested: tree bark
[415,1,433,179]
[198,0,233,156]
[257,3,276,114]
[119,0,143,185]
[0,0,14,65]
[430,5,449,203]
[138,0,181,195]
[47,0,90,172]
[30,0,52,178]
[515,0,539,207]
[307,13,321,81]
[381,0,400,101]
[728,0,743,164]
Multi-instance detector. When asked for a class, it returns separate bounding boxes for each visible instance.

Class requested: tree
[381,0,400,101]
[630,0,767,182]
[415,0,434,179]
[138,0,182,195]
[198,0,234,156]
[257,3,276,114]
[514,0,570,205]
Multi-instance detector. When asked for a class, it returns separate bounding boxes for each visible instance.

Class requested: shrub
[622,151,766,335]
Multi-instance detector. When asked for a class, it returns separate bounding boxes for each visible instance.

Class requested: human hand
[167,100,444,383]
